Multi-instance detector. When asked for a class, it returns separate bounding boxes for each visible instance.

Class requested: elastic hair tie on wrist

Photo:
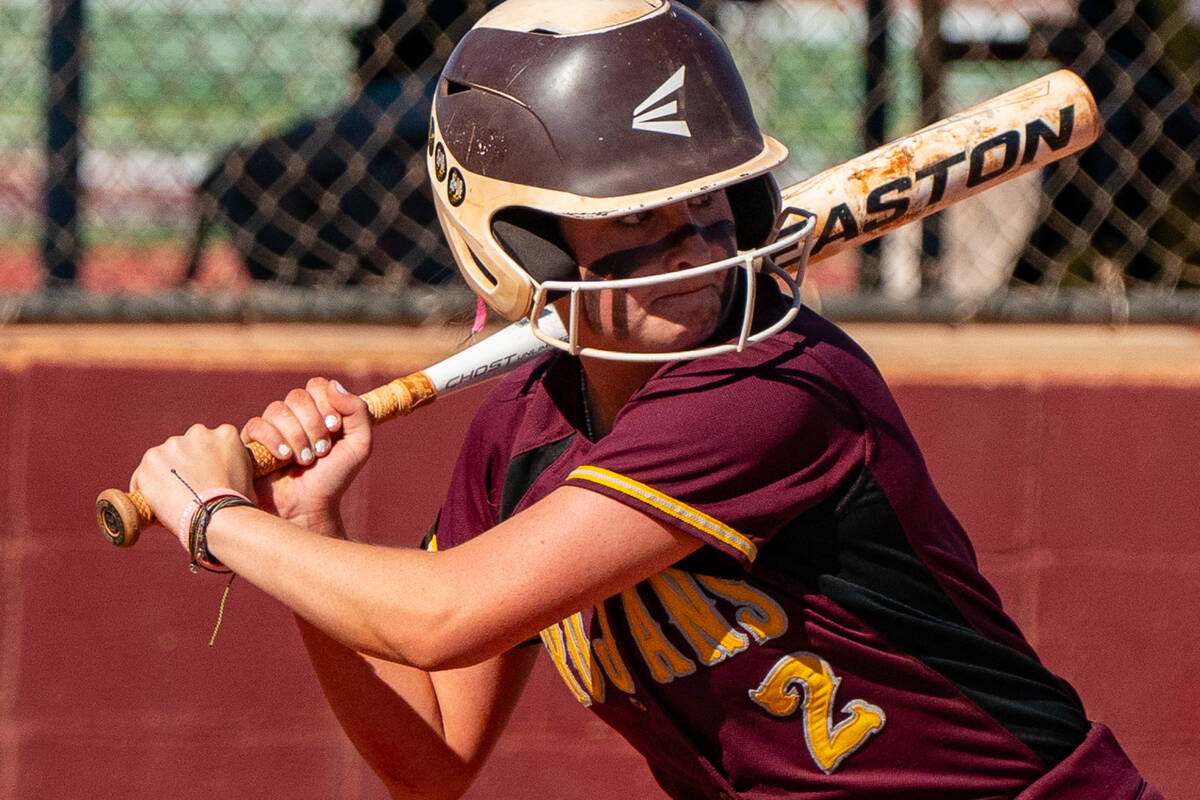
[168,471,255,573]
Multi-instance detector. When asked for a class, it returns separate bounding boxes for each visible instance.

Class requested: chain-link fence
[2,0,1198,323]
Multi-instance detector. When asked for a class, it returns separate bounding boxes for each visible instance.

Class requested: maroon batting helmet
[428,0,812,360]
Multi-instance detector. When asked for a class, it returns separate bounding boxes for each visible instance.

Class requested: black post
[44,0,85,285]
[861,0,890,291]
[918,0,945,294]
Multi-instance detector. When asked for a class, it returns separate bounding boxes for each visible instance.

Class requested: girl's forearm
[204,506,450,667]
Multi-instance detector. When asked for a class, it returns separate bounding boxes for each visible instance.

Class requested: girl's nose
[660,203,712,269]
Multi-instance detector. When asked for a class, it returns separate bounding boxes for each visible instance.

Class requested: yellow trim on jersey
[567,465,758,562]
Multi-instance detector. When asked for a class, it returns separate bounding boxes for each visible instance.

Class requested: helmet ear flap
[728,174,781,250]
[492,209,579,283]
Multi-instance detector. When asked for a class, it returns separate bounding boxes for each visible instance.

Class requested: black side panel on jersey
[758,467,1090,769]
[496,434,577,649]
[420,521,438,551]
[499,435,576,521]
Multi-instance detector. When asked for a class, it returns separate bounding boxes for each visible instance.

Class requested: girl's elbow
[375,602,495,672]
[398,622,497,672]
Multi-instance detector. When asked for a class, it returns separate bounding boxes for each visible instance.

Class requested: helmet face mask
[528,213,815,362]
[428,0,815,361]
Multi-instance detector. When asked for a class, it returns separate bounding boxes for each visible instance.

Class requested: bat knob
[95,489,143,548]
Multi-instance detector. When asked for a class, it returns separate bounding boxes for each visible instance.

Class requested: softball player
[130,1,1160,797]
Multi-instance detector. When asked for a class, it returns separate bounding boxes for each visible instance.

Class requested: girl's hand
[240,377,372,529]
[129,423,255,543]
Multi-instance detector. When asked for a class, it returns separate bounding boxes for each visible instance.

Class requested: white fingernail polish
[325,414,338,430]
[315,440,329,456]
[300,447,313,463]
[332,381,348,394]
[278,444,291,458]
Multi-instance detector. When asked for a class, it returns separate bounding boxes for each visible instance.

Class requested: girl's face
[557,190,738,355]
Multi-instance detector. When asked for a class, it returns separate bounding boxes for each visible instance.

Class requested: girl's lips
[647,284,726,321]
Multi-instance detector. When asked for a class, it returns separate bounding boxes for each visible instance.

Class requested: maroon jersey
[431,289,1153,799]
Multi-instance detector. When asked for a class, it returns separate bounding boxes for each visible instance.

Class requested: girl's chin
[631,315,725,353]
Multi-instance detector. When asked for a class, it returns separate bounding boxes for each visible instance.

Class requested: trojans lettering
[539,567,788,706]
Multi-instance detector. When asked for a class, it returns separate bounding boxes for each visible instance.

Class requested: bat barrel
[775,69,1099,270]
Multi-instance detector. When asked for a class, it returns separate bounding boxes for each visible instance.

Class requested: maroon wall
[2,323,1196,799]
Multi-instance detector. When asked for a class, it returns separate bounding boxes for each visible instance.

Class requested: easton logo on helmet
[632,66,690,137]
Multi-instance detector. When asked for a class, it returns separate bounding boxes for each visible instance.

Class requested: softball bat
[96,69,1097,546]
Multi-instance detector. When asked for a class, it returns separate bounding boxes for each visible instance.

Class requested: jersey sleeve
[563,343,867,570]
[426,390,513,552]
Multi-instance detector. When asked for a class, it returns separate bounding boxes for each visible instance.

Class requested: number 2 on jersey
[748,652,886,774]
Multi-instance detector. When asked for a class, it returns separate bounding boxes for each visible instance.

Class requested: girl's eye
[617,210,652,226]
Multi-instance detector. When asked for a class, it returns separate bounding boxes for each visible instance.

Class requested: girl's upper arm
[298,621,539,800]
[427,485,702,668]
[362,646,540,800]
[424,645,540,793]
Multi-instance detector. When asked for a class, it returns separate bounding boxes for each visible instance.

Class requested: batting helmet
[427,0,813,360]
